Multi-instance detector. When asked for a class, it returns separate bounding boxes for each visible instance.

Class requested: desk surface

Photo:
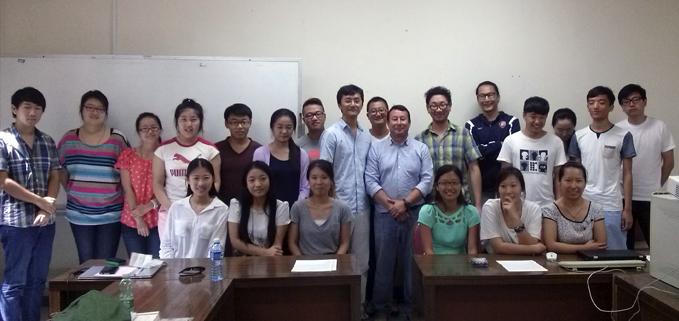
[614,273,679,320]
[101,277,234,321]
[414,254,627,321]
[50,255,361,320]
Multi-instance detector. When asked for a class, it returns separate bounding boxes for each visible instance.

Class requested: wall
[1,0,679,274]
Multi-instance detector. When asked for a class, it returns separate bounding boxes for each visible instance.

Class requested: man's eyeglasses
[621,97,643,107]
[477,93,498,100]
[369,108,387,115]
[227,120,251,127]
[304,111,325,119]
[179,266,205,277]
[428,103,449,111]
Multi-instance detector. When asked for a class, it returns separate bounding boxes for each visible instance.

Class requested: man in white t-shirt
[615,84,675,249]
[498,96,567,208]
[366,96,390,143]
[569,86,636,250]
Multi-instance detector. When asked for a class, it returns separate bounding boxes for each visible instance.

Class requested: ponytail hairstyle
[174,98,204,133]
[269,108,301,174]
[238,161,278,246]
[185,158,218,197]
[307,159,336,197]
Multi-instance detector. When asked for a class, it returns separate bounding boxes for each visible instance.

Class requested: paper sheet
[94,266,139,278]
[291,259,337,272]
[496,260,548,272]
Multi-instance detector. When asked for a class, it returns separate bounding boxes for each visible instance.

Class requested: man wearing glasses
[615,84,675,249]
[465,81,520,204]
[366,96,390,143]
[296,98,326,160]
[415,86,483,213]
[215,103,261,208]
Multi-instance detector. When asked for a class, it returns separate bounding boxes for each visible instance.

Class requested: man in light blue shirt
[365,105,433,320]
[319,84,372,312]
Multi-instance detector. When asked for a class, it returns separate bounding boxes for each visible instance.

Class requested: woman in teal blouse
[418,165,480,254]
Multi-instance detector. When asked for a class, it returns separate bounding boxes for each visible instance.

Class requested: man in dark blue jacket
[465,81,520,204]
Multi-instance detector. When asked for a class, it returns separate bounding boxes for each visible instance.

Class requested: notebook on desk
[577,250,646,261]
[78,264,163,280]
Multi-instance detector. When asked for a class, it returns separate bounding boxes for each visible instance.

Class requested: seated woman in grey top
[288,160,353,255]
[542,162,607,254]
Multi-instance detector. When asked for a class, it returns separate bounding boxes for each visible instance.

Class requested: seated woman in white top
[228,161,290,256]
[480,167,546,255]
[542,162,607,253]
[288,160,352,255]
[160,158,228,259]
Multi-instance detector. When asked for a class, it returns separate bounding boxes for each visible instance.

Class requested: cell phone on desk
[100,266,119,275]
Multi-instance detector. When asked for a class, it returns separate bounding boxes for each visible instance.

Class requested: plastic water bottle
[210,238,224,281]
[119,274,134,311]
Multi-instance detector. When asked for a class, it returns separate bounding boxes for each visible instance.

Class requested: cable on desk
[584,265,679,321]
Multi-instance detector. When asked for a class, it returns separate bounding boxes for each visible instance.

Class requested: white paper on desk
[291,259,337,272]
[496,260,548,272]
[94,266,138,278]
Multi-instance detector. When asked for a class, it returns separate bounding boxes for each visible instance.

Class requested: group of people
[0,81,673,320]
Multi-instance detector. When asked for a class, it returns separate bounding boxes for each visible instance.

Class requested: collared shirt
[320,118,372,213]
[159,196,229,259]
[415,122,481,203]
[365,136,433,214]
[0,124,61,227]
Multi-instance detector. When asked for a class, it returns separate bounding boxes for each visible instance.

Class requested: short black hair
[587,86,615,107]
[424,86,451,105]
[79,90,109,118]
[551,108,577,127]
[336,84,364,105]
[366,96,388,112]
[558,161,588,183]
[302,98,324,113]
[496,167,526,194]
[475,81,500,96]
[387,105,411,122]
[11,87,46,118]
[224,103,252,121]
[617,84,647,105]
[523,96,550,115]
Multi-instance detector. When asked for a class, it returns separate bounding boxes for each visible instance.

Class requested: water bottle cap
[213,237,220,243]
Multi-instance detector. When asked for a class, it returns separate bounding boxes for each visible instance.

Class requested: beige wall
[1,0,679,271]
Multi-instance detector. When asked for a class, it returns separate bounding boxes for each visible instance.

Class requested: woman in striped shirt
[58,90,129,264]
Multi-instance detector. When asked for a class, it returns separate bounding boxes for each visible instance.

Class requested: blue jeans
[70,222,121,264]
[372,205,419,316]
[603,210,628,250]
[0,224,56,321]
[121,224,161,258]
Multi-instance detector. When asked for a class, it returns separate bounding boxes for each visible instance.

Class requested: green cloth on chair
[53,290,131,321]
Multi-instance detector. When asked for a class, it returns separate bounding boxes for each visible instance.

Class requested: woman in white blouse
[480,167,546,255]
[228,161,290,256]
[159,158,227,259]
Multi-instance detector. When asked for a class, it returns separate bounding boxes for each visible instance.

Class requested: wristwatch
[151,199,159,210]
[513,224,526,233]
[402,199,411,209]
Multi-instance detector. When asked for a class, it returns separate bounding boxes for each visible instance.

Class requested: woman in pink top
[115,113,163,258]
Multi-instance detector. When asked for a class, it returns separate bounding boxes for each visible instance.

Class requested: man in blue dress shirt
[319,84,373,316]
[365,105,433,320]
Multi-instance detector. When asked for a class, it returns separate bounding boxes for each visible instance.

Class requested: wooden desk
[101,277,234,321]
[414,254,619,321]
[49,255,361,321]
[613,273,679,320]
[48,258,211,314]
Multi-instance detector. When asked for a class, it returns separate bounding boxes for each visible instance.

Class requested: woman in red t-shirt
[115,113,163,258]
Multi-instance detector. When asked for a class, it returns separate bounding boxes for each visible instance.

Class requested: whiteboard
[0,55,301,147]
